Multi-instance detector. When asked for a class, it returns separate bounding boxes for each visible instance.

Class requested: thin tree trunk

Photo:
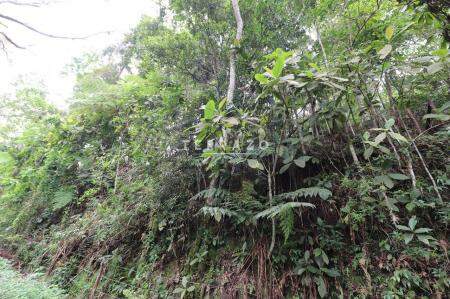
[315,22,329,67]
[226,0,243,107]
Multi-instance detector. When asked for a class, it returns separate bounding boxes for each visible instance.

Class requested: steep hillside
[0,0,448,298]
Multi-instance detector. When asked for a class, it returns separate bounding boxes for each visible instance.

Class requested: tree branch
[0,31,25,48]
[0,13,110,39]
[0,1,43,7]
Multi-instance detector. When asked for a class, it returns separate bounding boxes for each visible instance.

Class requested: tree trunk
[226,0,243,107]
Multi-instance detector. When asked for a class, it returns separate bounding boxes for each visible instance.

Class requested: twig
[0,31,25,48]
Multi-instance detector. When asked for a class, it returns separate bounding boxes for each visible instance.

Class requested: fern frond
[280,207,294,242]
[199,206,243,222]
[191,188,230,201]
[276,187,332,201]
[254,201,315,219]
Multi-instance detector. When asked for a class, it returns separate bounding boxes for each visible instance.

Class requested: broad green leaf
[255,73,269,84]
[313,248,322,257]
[404,233,414,244]
[204,100,215,120]
[294,156,312,168]
[417,234,434,245]
[173,288,185,294]
[316,276,327,298]
[385,26,394,41]
[414,227,432,234]
[374,132,387,145]
[423,114,450,121]
[378,145,391,155]
[374,175,394,189]
[408,217,417,230]
[318,189,332,200]
[388,131,408,143]
[218,98,227,110]
[248,159,264,171]
[279,163,292,174]
[322,268,340,277]
[364,147,374,160]
[388,173,409,180]
[396,225,411,231]
[272,52,286,78]
[384,118,395,129]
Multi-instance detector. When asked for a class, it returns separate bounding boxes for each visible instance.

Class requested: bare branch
[0,31,25,48]
[0,13,110,40]
[0,0,43,7]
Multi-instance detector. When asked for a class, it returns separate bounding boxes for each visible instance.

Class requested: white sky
[0,0,159,109]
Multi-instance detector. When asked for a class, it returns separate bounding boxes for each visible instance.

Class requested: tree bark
[226,0,243,107]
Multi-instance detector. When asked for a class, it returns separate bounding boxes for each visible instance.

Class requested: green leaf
[417,234,434,245]
[384,118,395,129]
[255,73,270,84]
[187,286,196,292]
[396,225,411,231]
[388,173,409,180]
[374,175,394,189]
[363,147,374,160]
[404,233,414,244]
[408,217,417,230]
[316,276,327,298]
[322,268,340,277]
[385,26,394,41]
[272,52,286,78]
[388,132,408,143]
[173,288,185,294]
[318,189,332,200]
[247,159,264,171]
[279,163,292,174]
[313,248,322,257]
[204,100,215,120]
[422,114,450,121]
[378,145,391,155]
[218,98,227,110]
[414,227,432,234]
[294,156,312,168]
[374,132,387,145]
[431,48,448,57]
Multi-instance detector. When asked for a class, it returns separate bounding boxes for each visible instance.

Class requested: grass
[0,257,65,299]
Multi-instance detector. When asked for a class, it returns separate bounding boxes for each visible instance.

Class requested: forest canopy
[0,0,449,298]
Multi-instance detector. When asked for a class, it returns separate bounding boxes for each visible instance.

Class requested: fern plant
[255,202,315,241]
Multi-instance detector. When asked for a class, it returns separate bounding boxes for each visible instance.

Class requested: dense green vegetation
[0,0,449,298]
[0,258,64,298]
